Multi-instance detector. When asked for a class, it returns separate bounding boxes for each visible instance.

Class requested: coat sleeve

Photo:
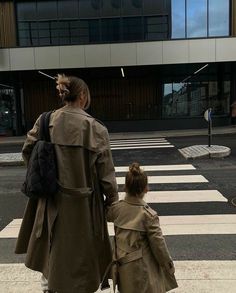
[147,215,175,274]
[22,116,41,165]
[95,128,118,206]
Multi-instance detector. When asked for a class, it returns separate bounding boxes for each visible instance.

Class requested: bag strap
[40,111,53,142]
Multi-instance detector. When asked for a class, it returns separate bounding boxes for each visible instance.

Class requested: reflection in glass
[37,1,57,20]
[123,17,143,41]
[187,0,207,38]
[171,0,185,38]
[162,80,230,118]
[209,0,229,36]
[101,18,120,42]
[17,1,37,20]
[58,0,78,19]
[122,0,142,16]
[143,0,165,15]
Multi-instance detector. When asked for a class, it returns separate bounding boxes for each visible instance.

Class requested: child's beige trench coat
[107,196,178,293]
[15,105,118,293]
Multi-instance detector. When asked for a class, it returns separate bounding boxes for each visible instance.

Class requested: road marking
[108,214,236,236]
[111,145,174,150]
[119,190,227,203]
[1,261,236,293]
[116,175,208,184]
[111,142,171,147]
[115,164,196,172]
[1,213,235,239]
[110,138,167,144]
[0,219,21,238]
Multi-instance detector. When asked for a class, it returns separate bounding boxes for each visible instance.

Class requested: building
[0,0,235,135]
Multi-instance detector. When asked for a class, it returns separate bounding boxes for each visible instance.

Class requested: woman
[15,74,118,293]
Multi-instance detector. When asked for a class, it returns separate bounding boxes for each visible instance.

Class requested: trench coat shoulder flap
[49,106,109,152]
[108,197,158,232]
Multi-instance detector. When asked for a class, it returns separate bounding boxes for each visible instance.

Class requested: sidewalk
[1,261,236,293]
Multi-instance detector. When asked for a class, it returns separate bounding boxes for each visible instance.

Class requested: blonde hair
[56,74,91,109]
[125,162,148,197]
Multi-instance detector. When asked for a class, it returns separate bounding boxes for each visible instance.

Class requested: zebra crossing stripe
[107,214,236,236]
[115,164,196,172]
[111,145,174,150]
[110,138,167,144]
[118,190,227,203]
[116,175,208,184]
[111,142,171,147]
[2,213,235,239]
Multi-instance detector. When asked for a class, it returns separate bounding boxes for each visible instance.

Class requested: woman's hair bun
[129,162,141,176]
[56,74,70,100]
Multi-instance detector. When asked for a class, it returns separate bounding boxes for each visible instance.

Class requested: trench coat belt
[115,248,143,266]
[111,248,143,292]
[58,184,92,198]
[58,183,101,237]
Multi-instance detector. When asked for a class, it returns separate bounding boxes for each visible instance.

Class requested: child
[107,162,178,293]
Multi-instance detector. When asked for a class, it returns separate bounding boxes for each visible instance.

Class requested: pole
[208,108,212,147]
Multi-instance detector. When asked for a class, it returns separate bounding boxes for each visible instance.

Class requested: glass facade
[16,0,230,47]
[16,0,171,46]
[162,80,230,119]
[171,0,230,39]
[0,88,16,136]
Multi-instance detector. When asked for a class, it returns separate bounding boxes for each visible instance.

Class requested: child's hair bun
[129,162,141,176]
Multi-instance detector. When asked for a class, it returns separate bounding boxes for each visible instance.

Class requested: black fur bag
[21,111,58,199]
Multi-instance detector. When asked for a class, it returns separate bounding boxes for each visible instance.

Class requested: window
[187,0,207,38]
[101,0,121,17]
[17,1,37,20]
[101,18,120,42]
[145,16,168,40]
[37,1,57,20]
[79,0,101,18]
[143,0,165,15]
[58,0,79,19]
[121,0,142,16]
[122,17,143,41]
[171,0,230,39]
[209,0,229,37]
[171,0,185,38]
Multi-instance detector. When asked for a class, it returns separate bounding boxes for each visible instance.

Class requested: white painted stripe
[111,145,174,150]
[116,175,208,184]
[1,213,235,239]
[119,190,227,203]
[0,219,21,238]
[110,138,167,144]
[1,261,236,293]
[108,214,236,236]
[111,142,171,147]
[115,164,196,172]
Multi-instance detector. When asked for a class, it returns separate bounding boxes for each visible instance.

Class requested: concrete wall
[1,37,236,71]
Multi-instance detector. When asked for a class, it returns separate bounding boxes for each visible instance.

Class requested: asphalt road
[0,133,236,263]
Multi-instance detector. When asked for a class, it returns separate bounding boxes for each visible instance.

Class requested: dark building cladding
[0,0,235,135]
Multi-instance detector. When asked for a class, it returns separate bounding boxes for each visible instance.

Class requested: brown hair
[56,74,91,109]
[125,162,148,197]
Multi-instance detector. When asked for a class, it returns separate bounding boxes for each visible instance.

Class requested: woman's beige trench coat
[107,195,178,293]
[15,105,118,293]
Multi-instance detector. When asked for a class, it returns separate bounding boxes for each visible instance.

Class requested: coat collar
[123,194,147,206]
[61,105,91,118]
